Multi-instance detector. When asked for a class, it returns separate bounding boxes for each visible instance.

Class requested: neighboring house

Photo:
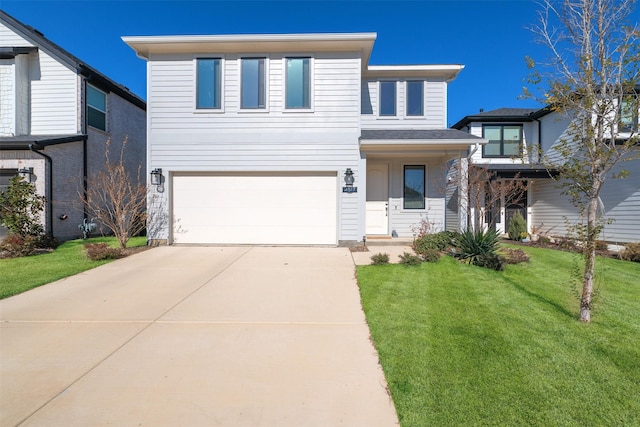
[0,10,146,241]
[451,103,640,244]
[124,33,484,245]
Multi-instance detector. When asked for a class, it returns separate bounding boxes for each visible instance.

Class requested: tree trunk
[579,195,599,323]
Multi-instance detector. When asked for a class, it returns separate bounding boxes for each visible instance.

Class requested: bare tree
[81,138,147,249]
[527,0,639,322]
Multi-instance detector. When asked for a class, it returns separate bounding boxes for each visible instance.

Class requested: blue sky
[2,0,564,125]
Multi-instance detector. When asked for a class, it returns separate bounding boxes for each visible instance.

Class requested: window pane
[503,126,521,156]
[241,58,265,109]
[88,107,106,131]
[286,58,310,109]
[379,81,396,116]
[620,98,638,132]
[483,126,502,156]
[196,59,221,109]
[87,85,105,111]
[404,165,425,209]
[406,81,423,116]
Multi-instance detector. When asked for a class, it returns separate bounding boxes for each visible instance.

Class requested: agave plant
[454,229,500,266]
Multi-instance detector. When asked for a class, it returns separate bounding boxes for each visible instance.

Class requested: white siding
[0,21,78,135]
[360,78,447,129]
[531,155,640,244]
[147,51,363,243]
[0,59,15,135]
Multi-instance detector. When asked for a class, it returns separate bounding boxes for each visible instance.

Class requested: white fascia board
[364,64,465,81]
[122,33,377,60]
[360,138,487,146]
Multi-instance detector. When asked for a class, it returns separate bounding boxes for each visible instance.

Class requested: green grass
[358,246,640,426]
[0,236,147,299]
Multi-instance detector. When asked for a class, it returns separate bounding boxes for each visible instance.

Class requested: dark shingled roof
[361,129,484,141]
[0,134,87,150]
[451,107,552,130]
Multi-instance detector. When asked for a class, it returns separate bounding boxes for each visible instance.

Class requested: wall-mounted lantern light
[150,168,163,186]
[344,168,355,187]
[18,167,33,183]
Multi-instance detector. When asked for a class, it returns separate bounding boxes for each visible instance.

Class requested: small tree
[0,175,45,237]
[526,0,640,322]
[82,138,147,249]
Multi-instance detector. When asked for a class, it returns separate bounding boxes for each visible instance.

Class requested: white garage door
[172,173,337,245]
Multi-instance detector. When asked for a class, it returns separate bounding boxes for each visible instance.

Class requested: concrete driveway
[0,246,398,426]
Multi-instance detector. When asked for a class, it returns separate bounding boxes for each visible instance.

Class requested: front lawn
[358,246,640,426]
[0,236,147,299]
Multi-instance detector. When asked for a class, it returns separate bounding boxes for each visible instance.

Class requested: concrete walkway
[0,246,398,426]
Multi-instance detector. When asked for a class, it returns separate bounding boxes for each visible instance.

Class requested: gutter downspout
[28,144,53,238]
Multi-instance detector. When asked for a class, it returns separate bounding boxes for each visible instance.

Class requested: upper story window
[241,58,266,109]
[406,81,424,116]
[403,165,425,209]
[196,58,222,109]
[87,84,106,131]
[379,81,396,116]
[619,96,639,132]
[286,57,310,109]
[483,125,522,158]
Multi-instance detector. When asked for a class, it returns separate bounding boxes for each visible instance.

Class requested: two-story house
[124,32,483,246]
[452,103,640,244]
[0,10,146,241]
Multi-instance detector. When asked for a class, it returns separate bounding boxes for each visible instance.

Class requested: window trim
[87,84,107,131]
[482,124,524,158]
[378,80,397,117]
[240,56,268,111]
[402,164,426,210]
[194,56,224,112]
[284,56,313,111]
[405,80,425,117]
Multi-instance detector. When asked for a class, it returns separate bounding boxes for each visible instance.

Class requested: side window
[285,57,310,109]
[196,58,222,109]
[87,84,106,131]
[406,81,424,116]
[482,125,522,158]
[241,58,266,109]
[404,165,425,209]
[379,81,396,116]
[619,96,639,132]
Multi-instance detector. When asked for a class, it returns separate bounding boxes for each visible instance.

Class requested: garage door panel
[172,174,337,245]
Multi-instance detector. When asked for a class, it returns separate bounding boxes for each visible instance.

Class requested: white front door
[366,163,389,235]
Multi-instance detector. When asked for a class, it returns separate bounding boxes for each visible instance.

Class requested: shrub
[85,243,124,261]
[474,252,505,271]
[0,234,39,258]
[370,252,390,265]
[595,240,609,251]
[413,231,454,254]
[501,247,530,264]
[454,229,500,267]
[398,252,422,266]
[621,243,640,263]
[0,176,46,237]
[508,212,527,241]
[421,248,441,263]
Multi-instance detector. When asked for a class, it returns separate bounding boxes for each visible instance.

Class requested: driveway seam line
[15,246,254,427]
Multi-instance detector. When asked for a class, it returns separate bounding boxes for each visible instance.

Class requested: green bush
[85,243,124,261]
[370,252,390,265]
[399,252,422,266]
[413,231,454,254]
[421,248,441,263]
[454,229,500,267]
[621,243,640,262]
[508,212,527,241]
[0,176,46,237]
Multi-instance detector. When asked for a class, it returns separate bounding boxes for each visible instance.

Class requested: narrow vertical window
[404,165,425,209]
[379,81,396,116]
[619,96,638,132]
[406,81,424,116]
[241,58,266,109]
[196,58,221,109]
[87,84,106,131]
[286,58,310,109]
